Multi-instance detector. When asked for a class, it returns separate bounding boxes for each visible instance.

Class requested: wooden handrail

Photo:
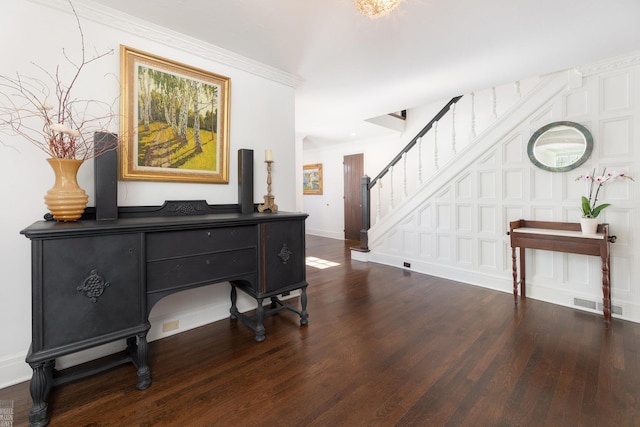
[368,96,462,189]
[360,95,462,251]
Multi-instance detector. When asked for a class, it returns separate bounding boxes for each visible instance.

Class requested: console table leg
[519,247,526,299]
[229,284,239,320]
[28,360,52,427]
[135,332,151,390]
[300,286,309,326]
[602,254,612,327]
[511,247,517,304]
[254,298,266,342]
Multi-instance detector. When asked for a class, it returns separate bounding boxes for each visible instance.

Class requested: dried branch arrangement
[0,1,118,160]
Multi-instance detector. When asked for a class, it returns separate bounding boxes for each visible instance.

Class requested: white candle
[265,149,273,162]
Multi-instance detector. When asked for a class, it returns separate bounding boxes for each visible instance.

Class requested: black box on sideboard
[94,132,118,220]
[238,149,254,214]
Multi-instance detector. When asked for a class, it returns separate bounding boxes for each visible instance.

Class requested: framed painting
[119,46,230,183]
[303,163,323,195]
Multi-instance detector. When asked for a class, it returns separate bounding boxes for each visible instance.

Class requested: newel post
[360,175,371,251]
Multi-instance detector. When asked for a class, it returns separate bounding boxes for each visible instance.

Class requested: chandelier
[353,0,402,19]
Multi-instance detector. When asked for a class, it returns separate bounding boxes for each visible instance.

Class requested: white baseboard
[350,250,370,262]
[306,229,344,240]
[0,352,32,389]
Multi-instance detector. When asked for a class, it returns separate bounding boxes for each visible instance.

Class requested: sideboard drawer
[147,248,257,293]
[146,226,256,260]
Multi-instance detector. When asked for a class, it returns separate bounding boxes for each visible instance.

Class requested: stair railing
[359,96,463,251]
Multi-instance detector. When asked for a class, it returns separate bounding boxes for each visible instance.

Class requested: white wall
[0,0,299,387]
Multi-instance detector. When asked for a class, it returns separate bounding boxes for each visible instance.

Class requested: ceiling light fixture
[353,0,402,19]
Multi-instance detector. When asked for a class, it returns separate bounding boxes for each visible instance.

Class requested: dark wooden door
[343,153,364,241]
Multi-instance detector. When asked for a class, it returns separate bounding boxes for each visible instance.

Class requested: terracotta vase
[580,217,598,235]
[44,158,89,221]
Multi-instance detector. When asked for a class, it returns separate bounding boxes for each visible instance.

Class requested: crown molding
[576,50,640,77]
[27,0,302,88]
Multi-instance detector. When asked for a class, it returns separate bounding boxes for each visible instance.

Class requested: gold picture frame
[119,46,230,183]
[303,163,323,195]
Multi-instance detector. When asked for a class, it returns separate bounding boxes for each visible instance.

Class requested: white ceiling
[87,0,640,143]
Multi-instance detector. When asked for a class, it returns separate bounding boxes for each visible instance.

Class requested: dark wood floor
[3,235,640,426]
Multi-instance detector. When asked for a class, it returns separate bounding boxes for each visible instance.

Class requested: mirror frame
[527,121,593,172]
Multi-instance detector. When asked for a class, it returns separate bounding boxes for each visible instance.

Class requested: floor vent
[598,302,623,315]
[574,298,623,315]
[573,298,596,310]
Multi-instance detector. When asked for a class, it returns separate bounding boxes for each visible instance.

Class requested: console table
[21,203,308,427]
[507,219,615,327]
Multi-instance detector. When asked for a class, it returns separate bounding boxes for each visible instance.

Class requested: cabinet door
[35,233,143,351]
[261,220,306,294]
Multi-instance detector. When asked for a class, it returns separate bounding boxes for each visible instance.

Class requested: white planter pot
[580,217,598,234]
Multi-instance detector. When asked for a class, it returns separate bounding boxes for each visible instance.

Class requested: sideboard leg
[254,298,266,342]
[28,360,52,427]
[229,284,239,320]
[300,286,309,326]
[135,332,151,390]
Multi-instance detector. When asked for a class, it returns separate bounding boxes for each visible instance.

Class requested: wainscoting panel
[601,117,632,156]
[503,133,524,163]
[456,173,473,199]
[419,232,433,258]
[479,171,497,200]
[601,72,631,112]
[457,204,473,232]
[456,237,473,265]
[611,255,632,293]
[479,206,497,234]
[437,234,451,261]
[436,204,452,229]
[565,89,589,117]
[532,169,554,200]
[418,204,432,227]
[503,170,524,200]
[479,239,498,270]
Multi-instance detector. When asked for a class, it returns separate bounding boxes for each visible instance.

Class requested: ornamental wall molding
[28,0,302,88]
[576,50,640,77]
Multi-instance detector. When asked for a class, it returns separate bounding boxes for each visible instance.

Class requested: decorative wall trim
[28,0,302,88]
[576,50,640,78]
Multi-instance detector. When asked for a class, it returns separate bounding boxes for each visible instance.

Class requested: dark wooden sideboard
[21,203,308,427]
[508,219,615,327]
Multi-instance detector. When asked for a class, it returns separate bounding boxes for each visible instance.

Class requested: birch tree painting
[120,46,230,183]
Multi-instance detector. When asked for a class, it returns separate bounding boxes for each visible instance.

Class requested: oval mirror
[527,121,593,172]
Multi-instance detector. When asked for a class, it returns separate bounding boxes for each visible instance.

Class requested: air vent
[598,302,623,315]
[574,298,622,315]
[573,298,596,310]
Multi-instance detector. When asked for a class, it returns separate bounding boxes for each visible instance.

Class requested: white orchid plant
[0,1,117,160]
[575,168,634,218]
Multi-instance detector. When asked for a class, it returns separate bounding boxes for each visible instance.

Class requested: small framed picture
[303,163,323,195]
